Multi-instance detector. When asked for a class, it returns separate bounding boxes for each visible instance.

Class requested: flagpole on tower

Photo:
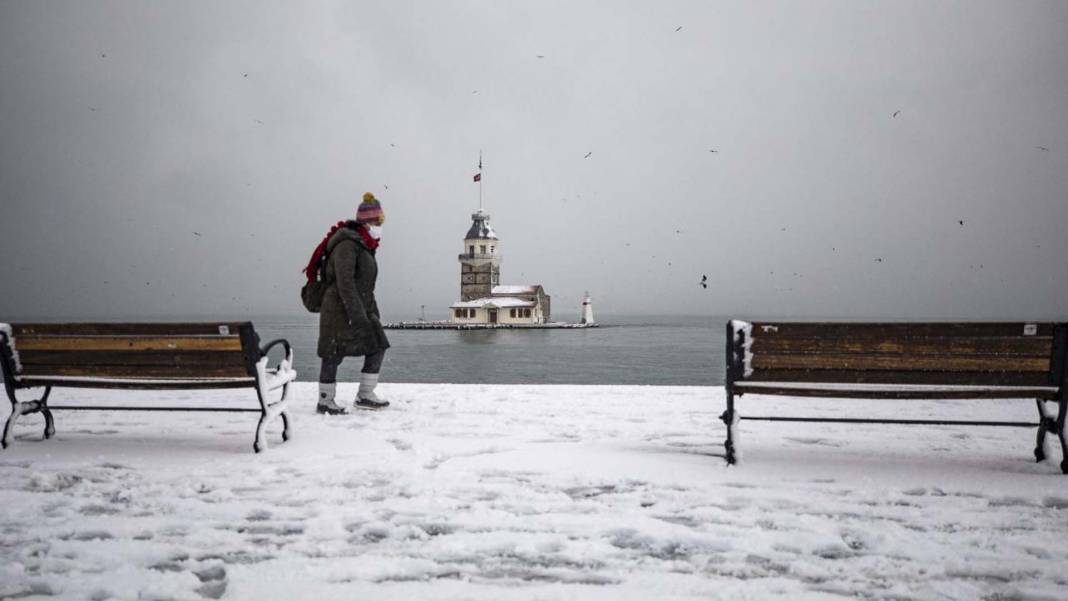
[473,151,484,211]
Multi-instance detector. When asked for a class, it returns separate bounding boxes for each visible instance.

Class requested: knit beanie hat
[356,192,385,225]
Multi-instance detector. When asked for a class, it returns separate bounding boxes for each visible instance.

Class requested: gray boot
[354,373,389,410]
[317,383,348,415]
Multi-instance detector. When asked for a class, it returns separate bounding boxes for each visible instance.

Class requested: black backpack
[300,249,333,313]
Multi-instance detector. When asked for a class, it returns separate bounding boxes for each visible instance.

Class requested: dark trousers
[319,349,385,384]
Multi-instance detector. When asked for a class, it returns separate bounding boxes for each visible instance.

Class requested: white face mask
[367,225,383,239]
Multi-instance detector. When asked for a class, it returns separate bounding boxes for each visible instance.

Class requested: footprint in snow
[79,503,122,516]
[785,437,843,447]
[195,565,228,599]
[387,438,412,451]
[63,530,114,541]
[246,509,272,521]
[987,496,1035,507]
[1042,496,1068,509]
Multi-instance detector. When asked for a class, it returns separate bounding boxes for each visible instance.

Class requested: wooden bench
[0,322,296,453]
[722,321,1068,472]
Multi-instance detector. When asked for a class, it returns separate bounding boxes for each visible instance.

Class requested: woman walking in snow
[304,192,391,414]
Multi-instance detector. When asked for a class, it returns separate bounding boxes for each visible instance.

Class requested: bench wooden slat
[751,336,1053,357]
[751,353,1050,372]
[749,322,1057,339]
[18,350,249,368]
[732,385,1060,400]
[15,336,243,352]
[11,322,249,336]
[18,364,252,379]
[744,368,1054,387]
[15,379,255,390]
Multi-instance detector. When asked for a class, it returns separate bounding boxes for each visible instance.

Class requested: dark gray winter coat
[317,224,390,359]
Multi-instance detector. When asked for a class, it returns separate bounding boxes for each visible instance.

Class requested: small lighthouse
[580,292,595,325]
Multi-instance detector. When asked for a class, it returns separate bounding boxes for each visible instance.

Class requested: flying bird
[699,274,708,289]
[88,107,97,111]
[243,73,248,77]
[100,53,106,58]
[874,258,883,263]
[384,184,389,190]
[193,232,202,237]
[892,110,900,118]
[472,90,478,94]
[536,55,545,59]
[959,220,964,225]
[584,151,592,158]
[253,119,264,124]
[675,26,682,32]
[1037,146,1049,151]
[708,149,718,153]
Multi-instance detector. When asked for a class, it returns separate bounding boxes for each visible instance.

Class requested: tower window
[468,245,474,255]
[455,309,463,319]
[509,308,516,318]
[523,308,532,318]
[490,246,495,253]
[480,244,487,254]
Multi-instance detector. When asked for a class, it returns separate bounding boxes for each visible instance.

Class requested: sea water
[257,314,728,386]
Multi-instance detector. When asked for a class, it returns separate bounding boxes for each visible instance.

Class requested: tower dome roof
[465,210,498,240]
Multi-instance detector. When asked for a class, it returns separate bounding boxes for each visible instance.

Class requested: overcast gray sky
[1,0,1066,322]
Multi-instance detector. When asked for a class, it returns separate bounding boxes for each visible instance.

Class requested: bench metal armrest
[257,339,296,391]
[260,338,292,362]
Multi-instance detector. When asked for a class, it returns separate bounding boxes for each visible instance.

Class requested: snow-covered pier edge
[384,320,599,330]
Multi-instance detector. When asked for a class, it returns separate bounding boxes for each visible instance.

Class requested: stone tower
[458,210,501,301]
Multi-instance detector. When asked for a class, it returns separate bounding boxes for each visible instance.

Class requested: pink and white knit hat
[356,192,385,225]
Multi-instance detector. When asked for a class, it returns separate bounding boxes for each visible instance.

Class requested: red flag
[473,173,481,182]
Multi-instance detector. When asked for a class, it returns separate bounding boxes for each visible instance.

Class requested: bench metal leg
[1056,399,1068,475]
[2,386,53,449]
[252,358,293,454]
[280,392,292,443]
[1035,399,1054,462]
[721,391,737,465]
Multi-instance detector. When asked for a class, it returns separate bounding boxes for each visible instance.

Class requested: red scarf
[302,222,380,283]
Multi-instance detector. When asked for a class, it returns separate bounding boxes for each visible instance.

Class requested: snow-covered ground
[1,383,1066,600]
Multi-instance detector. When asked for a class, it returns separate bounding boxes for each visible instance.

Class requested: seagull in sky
[699,274,708,289]
[584,151,592,158]
[709,149,718,153]
[1037,146,1049,151]
[675,26,682,32]
[892,110,900,118]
